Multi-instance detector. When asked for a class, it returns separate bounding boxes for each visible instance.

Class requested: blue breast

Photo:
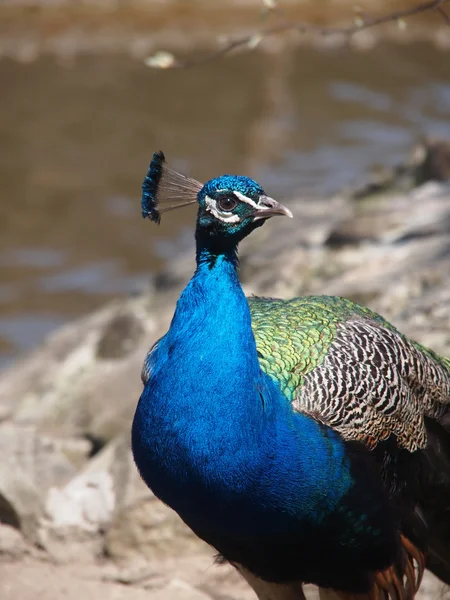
[131,252,353,540]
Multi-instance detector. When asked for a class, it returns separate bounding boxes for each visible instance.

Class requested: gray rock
[417,572,450,599]
[0,423,82,543]
[0,296,162,443]
[40,435,130,561]
[0,524,29,560]
[45,434,132,533]
[0,463,42,543]
[96,311,146,360]
[0,424,78,491]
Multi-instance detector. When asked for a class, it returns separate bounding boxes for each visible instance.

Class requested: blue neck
[153,241,266,467]
[132,234,352,538]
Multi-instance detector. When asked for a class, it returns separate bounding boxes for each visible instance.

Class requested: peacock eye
[218,197,237,212]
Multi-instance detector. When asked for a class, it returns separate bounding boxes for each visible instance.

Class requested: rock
[41,435,130,562]
[316,183,450,356]
[96,311,146,360]
[0,296,162,444]
[0,403,11,422]
[241,194,349,298]
[45,434,133,533]
[36,526,106,565]
[46,470,115,533]
[413,138,450,185]
[349,139,450,201]
[0,523,29,560]
[0,423,83,543]
[417,572,450,599]
[0,463,42,543]
[79,346,149,443]
[0,424,78,492]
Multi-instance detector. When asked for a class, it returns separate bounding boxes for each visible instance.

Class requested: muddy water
[1,43,450,368]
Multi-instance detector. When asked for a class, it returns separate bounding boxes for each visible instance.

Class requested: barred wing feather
[249,296,450,452]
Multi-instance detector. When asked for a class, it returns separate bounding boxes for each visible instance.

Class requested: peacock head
[141,151,292,244]
[196,174,292,241]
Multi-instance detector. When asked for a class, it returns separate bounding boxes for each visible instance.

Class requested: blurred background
[1,0,450,370]
[1,2,450,599]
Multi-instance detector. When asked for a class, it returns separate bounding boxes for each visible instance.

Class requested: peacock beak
[252,196,294,221]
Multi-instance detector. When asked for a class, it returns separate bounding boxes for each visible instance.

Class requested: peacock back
[250,295,450,452]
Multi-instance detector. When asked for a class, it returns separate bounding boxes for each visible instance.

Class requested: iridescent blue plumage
[141,150,165,222]
[200,174,264,200]
[132,237,389,591]
[133,154,450,600]
[141,151,203,223]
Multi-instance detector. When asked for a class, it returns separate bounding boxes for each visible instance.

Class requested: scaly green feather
[250,295,394,401]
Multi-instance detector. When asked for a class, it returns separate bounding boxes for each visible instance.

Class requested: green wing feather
[249,295,450,451]
[249,295,392,400]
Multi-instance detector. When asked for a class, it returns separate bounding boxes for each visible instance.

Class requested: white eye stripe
[216,189,259,209]
[204,195,240,223]
[232,190,259,208]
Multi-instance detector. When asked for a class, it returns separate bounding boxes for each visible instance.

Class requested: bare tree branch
[145,0,450,70]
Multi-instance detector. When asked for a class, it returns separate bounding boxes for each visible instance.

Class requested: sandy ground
[0,555,258,600]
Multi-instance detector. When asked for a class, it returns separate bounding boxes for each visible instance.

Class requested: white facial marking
[233,190,259,208]
[204,195,240,223]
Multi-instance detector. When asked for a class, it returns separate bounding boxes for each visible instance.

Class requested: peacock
[131,151,450,600]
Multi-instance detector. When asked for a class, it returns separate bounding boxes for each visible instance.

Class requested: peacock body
[132,152,450,600]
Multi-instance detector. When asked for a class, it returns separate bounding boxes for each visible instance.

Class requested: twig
[331,0,449,34]
[145,0,450,69]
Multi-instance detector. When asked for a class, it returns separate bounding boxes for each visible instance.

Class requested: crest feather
[141,151,203,224]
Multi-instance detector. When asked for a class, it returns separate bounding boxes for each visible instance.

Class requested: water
[1,43,450,368]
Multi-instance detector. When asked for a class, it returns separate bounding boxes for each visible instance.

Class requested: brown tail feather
[330,535,425,600]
